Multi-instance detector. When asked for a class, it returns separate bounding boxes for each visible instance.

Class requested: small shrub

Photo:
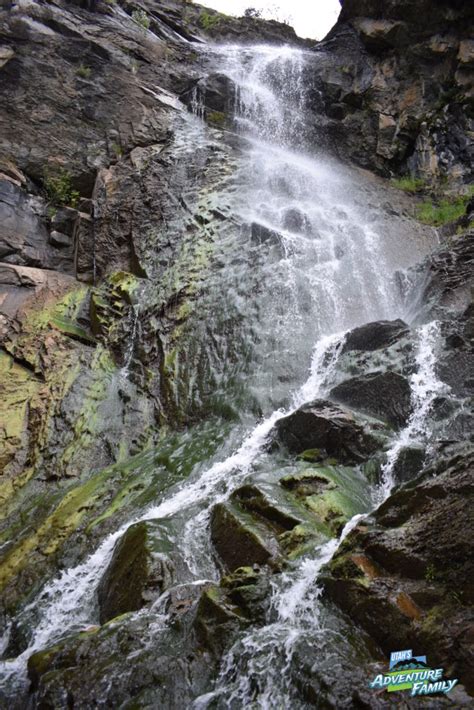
[132,9,150,30]
[76,64,92,79]
[392,175,426,193]
[199,11,222,30]
[44,169,80,208]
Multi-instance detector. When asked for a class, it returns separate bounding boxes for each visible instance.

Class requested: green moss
[199,10,224,30]
[297,448,323,462]
[207,111,226,127]
[108,271,140,302]
[49,316,96,345]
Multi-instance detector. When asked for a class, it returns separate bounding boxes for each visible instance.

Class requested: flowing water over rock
[1,43,456,708]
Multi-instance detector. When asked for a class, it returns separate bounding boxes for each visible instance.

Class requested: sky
[203,0,341,40]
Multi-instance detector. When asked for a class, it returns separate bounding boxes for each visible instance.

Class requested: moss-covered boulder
[97,520,175,623]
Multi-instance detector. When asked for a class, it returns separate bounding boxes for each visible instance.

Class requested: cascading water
[0,44,443,705]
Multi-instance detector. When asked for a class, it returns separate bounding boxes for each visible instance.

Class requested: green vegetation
[392,175,426,193]
[76,64,92,79]
[44,169,80,208]
[132,9,150,30]
[199,11,223,30]
[111,142,123,158]
[416,188,473,226]
[207,110,226,127]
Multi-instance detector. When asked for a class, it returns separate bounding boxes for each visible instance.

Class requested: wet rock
[0,179,74,273]
[250,221,283,247]
[341,319,410,354]
[282,207,310,234]
[323,452,474,694]
[220,566,271,622]
[272,399,381,464]
[330,371,412,428]
[27,611,215,708]
[194,585,250,656]
[210,502,281,572]
[97,520,176,623]
[390,445,425,484]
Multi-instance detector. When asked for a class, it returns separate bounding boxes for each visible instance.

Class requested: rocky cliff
[0,0,473,707]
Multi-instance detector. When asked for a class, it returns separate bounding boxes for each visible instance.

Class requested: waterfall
[0,44,441,703]
[378,320,449,499]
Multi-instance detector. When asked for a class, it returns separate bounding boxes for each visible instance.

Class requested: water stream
[0,43,443,705]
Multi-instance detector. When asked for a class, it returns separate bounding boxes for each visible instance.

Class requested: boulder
[97,520,175,624]
[330,371,412,427]
[390,445,425,484]
[341,319,410,354]
[210,502,281,572]
[272,399,381,464]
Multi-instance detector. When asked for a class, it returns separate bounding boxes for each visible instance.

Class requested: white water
[378,320,449,499]
[0,44,441,702]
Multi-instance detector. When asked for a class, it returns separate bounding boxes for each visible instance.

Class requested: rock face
[311,0,474,181]
[323,452,474,694]
[341,319,409,353]
[272,399,381,463]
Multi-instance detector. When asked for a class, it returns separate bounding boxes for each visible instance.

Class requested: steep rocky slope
[0,0,473,707]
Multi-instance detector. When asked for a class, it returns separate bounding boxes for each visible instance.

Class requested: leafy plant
[76,64,92,79]
[392,175,426,193]
[44,169,80,208]
[132,9,150,30]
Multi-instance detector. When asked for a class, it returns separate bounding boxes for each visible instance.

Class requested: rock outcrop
[313,0,474,183]
[323,452,474,694]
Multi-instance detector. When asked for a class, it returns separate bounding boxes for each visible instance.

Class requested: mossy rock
[210,502,281,572]
[194,584,249,656]
[97,520,175,623]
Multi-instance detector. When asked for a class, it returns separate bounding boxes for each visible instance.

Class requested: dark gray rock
[341,319,410,354]
[330,371,412,427]
[272,399,381,463]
